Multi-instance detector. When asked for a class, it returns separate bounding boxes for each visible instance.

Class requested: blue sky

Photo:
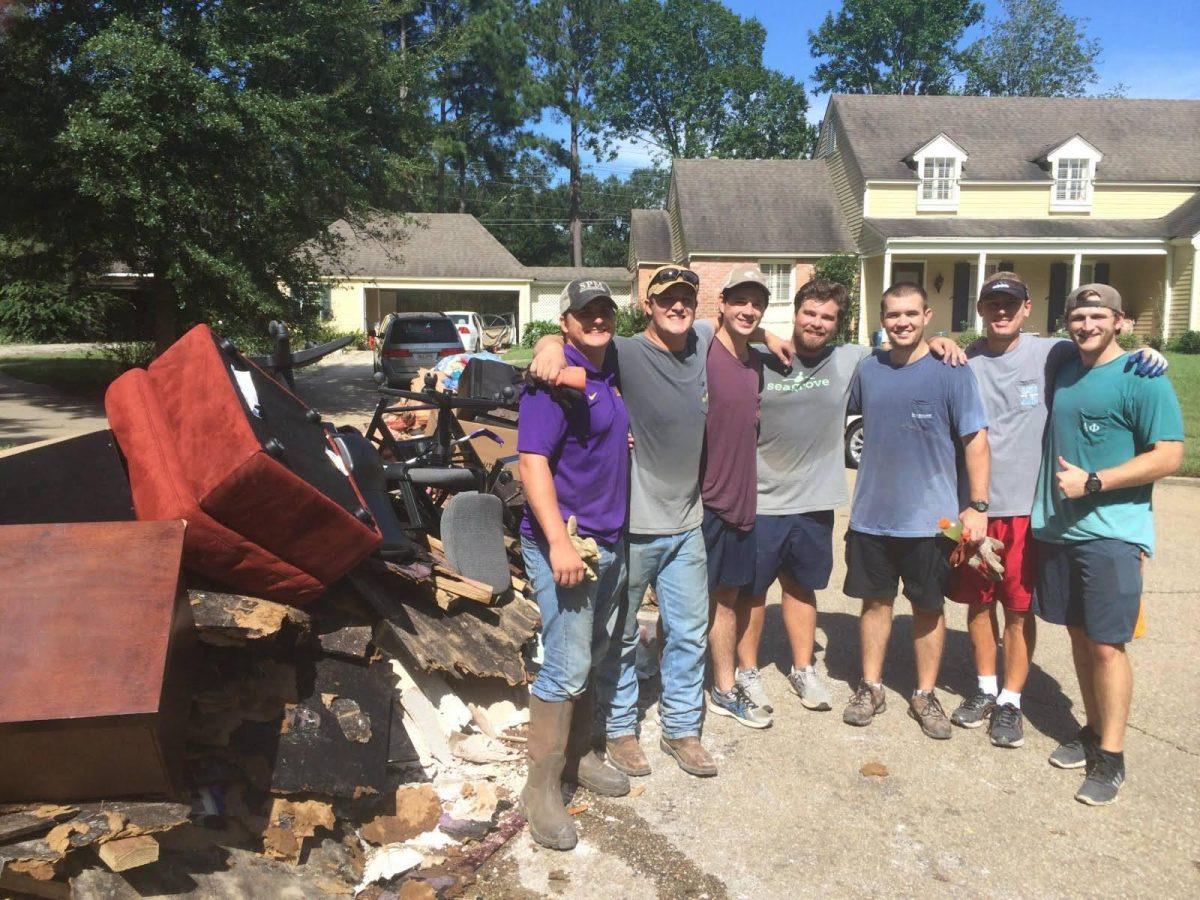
[545,0,1200,177]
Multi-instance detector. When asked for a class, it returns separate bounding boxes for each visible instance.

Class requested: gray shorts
[1034,538,1142,644]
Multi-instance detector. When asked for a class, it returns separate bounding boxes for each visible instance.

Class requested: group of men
[528,262,1182,809]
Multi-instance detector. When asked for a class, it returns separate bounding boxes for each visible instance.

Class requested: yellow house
[816,94,1200,342]
[318,213,630,340]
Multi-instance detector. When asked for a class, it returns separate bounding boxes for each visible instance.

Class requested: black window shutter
[1094,262,1111,284]
[952,262,971,331]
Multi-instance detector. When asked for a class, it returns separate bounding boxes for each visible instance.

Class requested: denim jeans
[599,527,709,740]
[522,535,627,703]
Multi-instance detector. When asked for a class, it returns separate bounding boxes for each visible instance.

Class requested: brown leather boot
[520,696,576,850]
[660,735,717,777]
[563,688,630,797]
[605,735,651,777]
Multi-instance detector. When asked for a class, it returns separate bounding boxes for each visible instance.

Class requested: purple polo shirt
[518,343,630,546]
[700,337,762,530]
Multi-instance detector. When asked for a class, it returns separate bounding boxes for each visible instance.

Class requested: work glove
[949,535,1006,582]
[565,515,600,582]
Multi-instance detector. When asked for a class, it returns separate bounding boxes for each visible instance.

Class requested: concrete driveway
[479,481,1200,899]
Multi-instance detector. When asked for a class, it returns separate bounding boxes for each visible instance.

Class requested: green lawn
[502,346,534,366]
[0,353,121,400]
[1165,352,1200,477]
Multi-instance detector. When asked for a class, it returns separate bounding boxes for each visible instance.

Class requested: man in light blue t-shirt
[1032,283,1183,807]
[843,282,990,741]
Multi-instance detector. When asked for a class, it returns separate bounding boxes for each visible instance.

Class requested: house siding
[1170,243,1195,337]
[328,282,364,331]
[667,179,686,263]
[866,183,1197,220]
[825,152,863,245]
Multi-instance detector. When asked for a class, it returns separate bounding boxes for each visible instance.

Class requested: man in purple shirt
[517,279,631,851]
[703,266,771,729]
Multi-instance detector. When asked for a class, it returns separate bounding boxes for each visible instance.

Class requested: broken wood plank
[0,869,69,899]
[434,570,495,604]
[0,806,76,844]
[98,835,159,872]
[188,589,310,646]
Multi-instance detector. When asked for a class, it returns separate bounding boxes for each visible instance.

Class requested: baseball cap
[647,265,699,298]
[721,264,771,297]
[560,278,616,314]
[1065,282,1123,315]
[978,275,1029,303]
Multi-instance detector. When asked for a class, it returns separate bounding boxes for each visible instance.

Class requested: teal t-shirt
[1032,352,1184,555]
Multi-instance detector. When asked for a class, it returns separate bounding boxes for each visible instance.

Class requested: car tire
[845,419,864,470]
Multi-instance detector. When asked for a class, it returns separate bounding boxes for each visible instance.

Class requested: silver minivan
[373,312,465,386]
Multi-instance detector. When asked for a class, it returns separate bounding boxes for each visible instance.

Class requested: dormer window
[911,133,967,212]
[1045,135,1102,212]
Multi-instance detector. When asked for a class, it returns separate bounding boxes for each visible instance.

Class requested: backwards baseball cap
[647,265,699,298]
[978,275,1029,303]
[1065,282,1123,315]
[721,264,771,297]
[560,278,616,314]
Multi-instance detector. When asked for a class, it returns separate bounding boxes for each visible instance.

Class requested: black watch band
[1085,472,1103,494]
[969,500,989,513]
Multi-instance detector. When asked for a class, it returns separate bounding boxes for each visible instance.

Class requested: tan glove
[949,535,1006,582]
[566,515,600,582]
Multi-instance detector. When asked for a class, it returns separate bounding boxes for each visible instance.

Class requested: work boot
[563,688,629,797]
[520,696,577,850]
[659,735,717,777]
[606,735,651,777]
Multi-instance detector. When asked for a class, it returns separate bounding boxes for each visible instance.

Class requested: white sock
[978,675,999,697]
[996,689,1021,709]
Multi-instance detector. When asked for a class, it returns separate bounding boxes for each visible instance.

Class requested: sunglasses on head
[650,267,699,288]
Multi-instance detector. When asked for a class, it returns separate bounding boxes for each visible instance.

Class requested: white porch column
[857,256,869,345]
[1070,252,1083,290]
[1190,238,1200,332]
[517,283,532,344]
[1164,249,1174,342]
[974,251,987,331]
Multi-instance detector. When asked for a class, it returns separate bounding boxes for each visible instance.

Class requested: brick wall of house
[689,259,744,318]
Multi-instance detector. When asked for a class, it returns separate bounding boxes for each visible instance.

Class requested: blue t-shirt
[518,343,631,546]
[1032,352,1184,556]
[849,350,988,537]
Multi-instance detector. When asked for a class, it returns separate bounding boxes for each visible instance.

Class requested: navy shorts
[1035,539,1143,644]
[702,506,756,590]
[843,529,953,611]
[750,510,835,597]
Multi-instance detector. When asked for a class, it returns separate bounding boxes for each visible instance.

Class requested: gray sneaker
[735,667,773,714]
[787,665,832,711]
[1075,750,1125,806]
[708,685,772,729]
[1049,725,1099,770]
[989,703,1025,748]
[843,681,886,726]
[950,690,996,729]
[908,690,952,740]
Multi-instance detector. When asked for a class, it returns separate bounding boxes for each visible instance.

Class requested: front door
[1048,262,1070,332]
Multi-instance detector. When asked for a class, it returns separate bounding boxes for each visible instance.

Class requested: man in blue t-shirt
[843,282,991,740]
[1032,283,1184,807]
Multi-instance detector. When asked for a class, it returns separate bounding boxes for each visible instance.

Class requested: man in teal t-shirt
[1032,283,1184,808]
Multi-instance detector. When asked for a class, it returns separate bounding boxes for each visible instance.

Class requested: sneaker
[908,690,952,740]
[989,703,1024,748]
[842,681,886,726]
[950,690,996,729]
[1074,749,1125,806]
[1049,725,1099,770]
[787,665,832,711]
[708,685,772,729]
[735,667,773,714]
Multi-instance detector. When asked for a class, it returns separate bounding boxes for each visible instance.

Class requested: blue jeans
[599,527,709,740]
[522,535,627,703]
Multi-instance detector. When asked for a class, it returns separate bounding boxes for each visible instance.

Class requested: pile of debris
[0,453,541,899]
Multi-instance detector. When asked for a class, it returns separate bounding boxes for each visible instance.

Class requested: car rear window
[447,314,468,324]
[386,318,459,344]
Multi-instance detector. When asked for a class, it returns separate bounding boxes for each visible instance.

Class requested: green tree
[809,0,984,95]
[0,1,426,349]
[597,0,814,159]
[526,0,619,265]
[963,0,1101,97]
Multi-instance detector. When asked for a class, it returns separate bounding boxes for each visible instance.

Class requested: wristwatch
[1085,472,1103,495]
[969,500,989,513]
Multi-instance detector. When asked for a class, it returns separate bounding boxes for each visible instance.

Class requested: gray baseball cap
[721,264,771,297]
[560,278,616,314]
[1065,283,1123,314]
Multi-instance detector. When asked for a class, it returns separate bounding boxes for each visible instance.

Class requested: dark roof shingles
[630,209,673,262]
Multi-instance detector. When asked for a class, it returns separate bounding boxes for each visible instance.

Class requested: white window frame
[1047,135,1102,212]
[757,261,794,308]
[912,133,967,212]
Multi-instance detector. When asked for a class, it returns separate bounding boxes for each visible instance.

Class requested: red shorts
[950,515,1036,612]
